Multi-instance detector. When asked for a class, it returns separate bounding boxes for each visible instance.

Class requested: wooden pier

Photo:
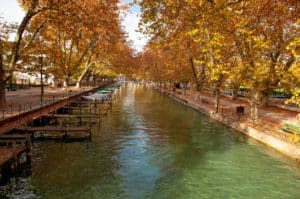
[0,81,113,134]
[16,126,92,139]
[43,114,101,119]
[0,81,117,181]
[0,134,31,182]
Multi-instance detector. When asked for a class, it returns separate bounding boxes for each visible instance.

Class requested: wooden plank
[0,140,27,144]
[0,135,27,140]
[69,100,98,104]
[63,106,109,112]
[16,126,90,132]
[43,114,100,118]
[0,146,27,166]
[63,106,99,109]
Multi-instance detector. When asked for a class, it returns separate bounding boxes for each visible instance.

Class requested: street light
[39,55,44,106]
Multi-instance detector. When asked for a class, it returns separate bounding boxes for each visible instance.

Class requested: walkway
[155,85,300,145]
[0,86,93,120]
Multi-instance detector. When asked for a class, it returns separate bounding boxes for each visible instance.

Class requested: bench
[236,106,245,115]
[201,98,209,104]
[281,123,300,135]
[6,85,17,91]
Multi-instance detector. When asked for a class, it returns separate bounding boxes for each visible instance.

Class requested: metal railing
[0,87,92,121]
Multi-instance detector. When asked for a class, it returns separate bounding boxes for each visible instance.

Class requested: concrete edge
[154,87,300,162]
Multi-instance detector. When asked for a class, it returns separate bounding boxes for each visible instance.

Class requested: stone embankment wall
[154,86,300,162]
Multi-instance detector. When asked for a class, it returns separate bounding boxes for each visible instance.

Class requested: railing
[0,86,92,121]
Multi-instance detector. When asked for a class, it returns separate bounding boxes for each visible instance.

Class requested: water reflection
[0,82,300,199]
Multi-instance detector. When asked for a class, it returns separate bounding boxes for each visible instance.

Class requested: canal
[1,83,300,198]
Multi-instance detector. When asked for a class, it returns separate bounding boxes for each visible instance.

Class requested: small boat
[97,89,113,94]
[104,88,116,91]
[82,93,112,102]
[82,95,111,102]
[93,93,112,97]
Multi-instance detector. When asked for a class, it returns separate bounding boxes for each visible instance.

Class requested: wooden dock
[43,114,100,119]
[0,134,30,145]
[15,126,92,139]
[0,81,113,134]
[70,99,112,108]
[0,134,31,182]
[63,106,110,114]
[0,81,117,182]
[0,146,28,166]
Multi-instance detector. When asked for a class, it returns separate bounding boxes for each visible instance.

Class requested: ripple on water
[1,83,300,199]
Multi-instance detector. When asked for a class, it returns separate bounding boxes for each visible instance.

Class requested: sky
[120,0,148,52]
[0,0,147,52]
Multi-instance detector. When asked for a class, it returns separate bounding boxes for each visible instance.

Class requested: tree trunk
[75,82,80,88]
[0,42,6,105]
[231,86,239,100]
[0,80,6,105]
[261,91,269,107]
[76,62,93,88]
[186,39,200,91]
[93,76,96,86]
[250,89,260,124]
[63,78,69,88]
[189,56,201,91]
[214,88,220,113]
[183,81,188,95]
[7,1,38,78]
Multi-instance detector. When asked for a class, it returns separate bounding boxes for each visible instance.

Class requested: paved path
[194,90,299,125]
[157,86,300,145]
[1,86,93,120]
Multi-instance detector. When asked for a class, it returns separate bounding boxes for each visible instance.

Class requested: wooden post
[89,115,91,127]
[40,128,43,138]
[98,108,101,124]
[25,133,32,164]
[51,112,54,125]
[12,141,17,172]
[79,102,82,125]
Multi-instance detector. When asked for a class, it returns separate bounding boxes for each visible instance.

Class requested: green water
[1,83,300,199]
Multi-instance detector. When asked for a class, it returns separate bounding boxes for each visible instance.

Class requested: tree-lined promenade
[153,83,300,154]
[0,1,299,147]
[0,0,136,105]
[1,1,300,195]
[134,0,299,124]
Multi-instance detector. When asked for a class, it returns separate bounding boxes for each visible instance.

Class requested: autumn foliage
[134,0,300,120]
[0,0,135,104]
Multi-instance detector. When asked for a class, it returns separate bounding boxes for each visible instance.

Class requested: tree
[137,0,300,120]
[0,0,75,104]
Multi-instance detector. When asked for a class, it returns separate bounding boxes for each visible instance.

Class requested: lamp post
[39,55,44,106]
